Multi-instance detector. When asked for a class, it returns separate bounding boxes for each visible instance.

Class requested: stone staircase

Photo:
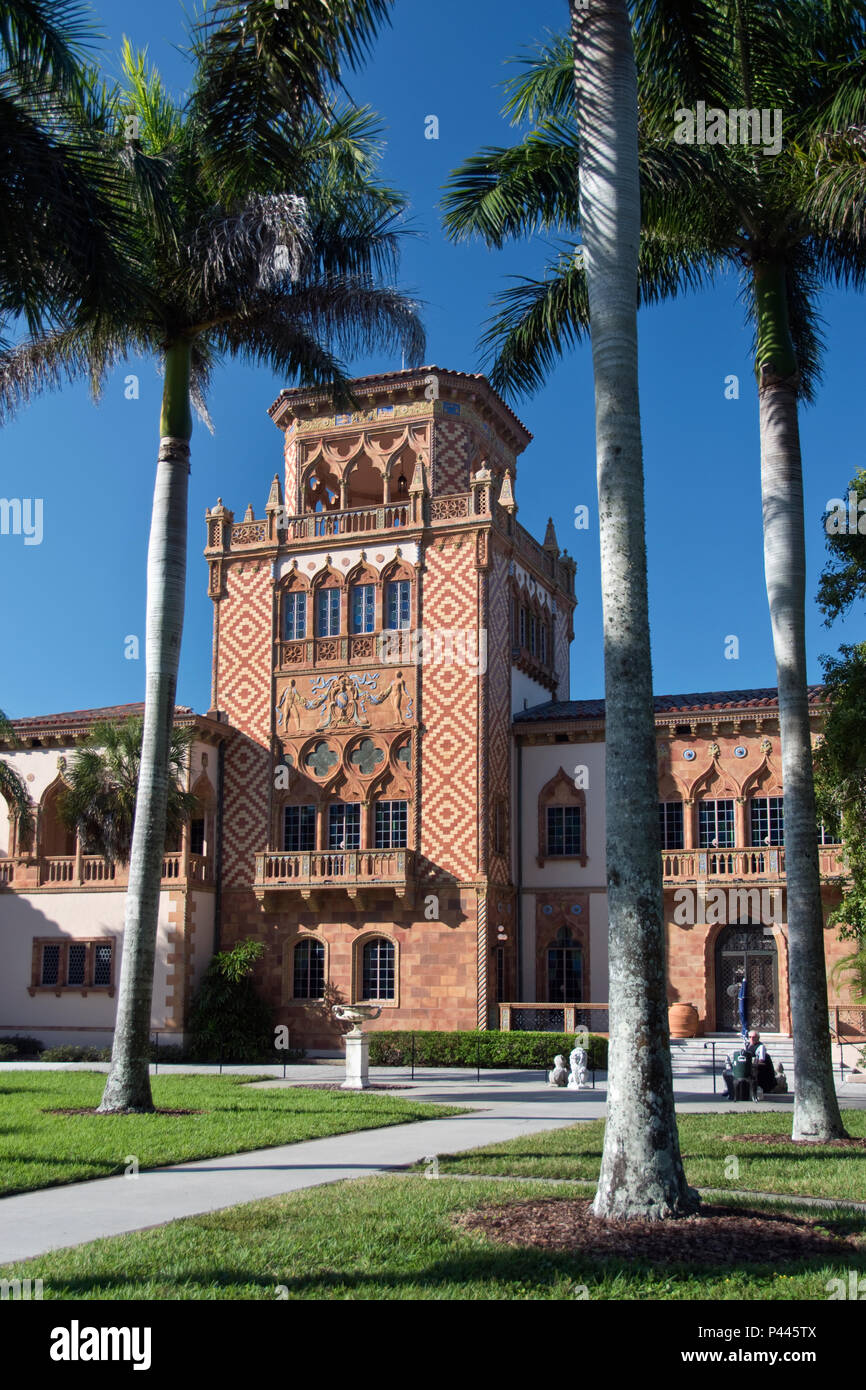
[669,1034,797,1089]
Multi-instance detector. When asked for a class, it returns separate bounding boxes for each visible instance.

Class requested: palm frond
[443,125,581,248]
[188,192,309,304]
[478,255,589,400]
[501,33,574,124]
[0,0,99,95]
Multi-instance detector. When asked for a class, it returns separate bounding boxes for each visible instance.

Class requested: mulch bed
[722,1133,866,1148]
[44,1108,205,1117]
[454,1198,864,1265]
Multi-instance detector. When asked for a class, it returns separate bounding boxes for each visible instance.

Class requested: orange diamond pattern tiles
[216,562,274,885]
[222,736,271,886]
[487,549,513,885]
[418,535,480,882]
[216,564,273,742]
[432,418,471,495]
[284,434,300,514]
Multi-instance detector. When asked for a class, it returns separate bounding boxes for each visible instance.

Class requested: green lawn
[0,1072,460,1196]
[3,1176,864,1300]
[422,1112,866,1203]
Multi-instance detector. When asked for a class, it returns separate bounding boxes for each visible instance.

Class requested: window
[659,801,684,850]
[548,927,582,1002]
[328,802,360,850]
[493,801,506,855]
[496,946,505,1003]
[283,804,315,852]
[529,614,537,656]
[283,591,307,641]
[818,817,839,845]
[386,580,411,630]
[362,938,395,1000]
[41,943,59,986]
[750,796,784,847]
[519,607,526,649]
[699,799,735,848]
[547,805,582,857]
[316,587,340,637]
[190,817,205,856]
[293,938,325,999]
[351,584,375,634]
[375,800,408,849]
[35,939,113,991]
[540,623,548,665]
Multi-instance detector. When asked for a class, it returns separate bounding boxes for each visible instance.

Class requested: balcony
[0,852,214,891]
[662,845,844,884]
[253,848,414,902]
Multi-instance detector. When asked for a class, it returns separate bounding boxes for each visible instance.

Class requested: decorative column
[476,890,489,1030]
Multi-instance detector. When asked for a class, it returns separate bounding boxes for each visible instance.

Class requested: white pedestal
[341,1030,370,1090]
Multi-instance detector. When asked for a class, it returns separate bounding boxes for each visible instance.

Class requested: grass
[420,1112,866,1203]
[3,1175,864,1300]
[0,1072,460,1196]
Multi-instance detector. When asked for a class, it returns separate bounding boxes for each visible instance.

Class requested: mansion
[0,368,857,1051]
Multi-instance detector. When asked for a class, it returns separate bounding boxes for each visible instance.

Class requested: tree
[187,940,274,1063]
[0,1,129,345]
[443,0,866,1142]
[0,707,34,849]
[0,5,423,1113]
[58,718,198,865]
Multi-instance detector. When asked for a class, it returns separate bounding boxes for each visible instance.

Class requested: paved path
[2,1066,864,1266]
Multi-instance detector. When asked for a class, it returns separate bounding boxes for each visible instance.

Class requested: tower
[205,368,575,1046]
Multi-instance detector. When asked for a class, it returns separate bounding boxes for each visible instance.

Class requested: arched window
[362,937,395,1000]
[293,937,325,1000]
[547,926,583,1003]
[537,768,586,865]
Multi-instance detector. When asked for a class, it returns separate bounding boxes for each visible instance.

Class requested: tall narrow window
[351,584,375,634]
[293,938,325,999]
[540,623,548,665]
[362,938,395,1000]
[283,804,316,852]
[328,802,361,850]
[547,927,583,1002]
[529,614,537,656]
[698,799,735,848]
[41,943,60,986]
[386,580,411,629]
[519,607,526,648]
[659,801,684,850]
[190,817,205,855]
[375,800,408,849]
[316,588,340,637]
[283,591,307,641]
[93,943,112,986]
[750,796,784,846]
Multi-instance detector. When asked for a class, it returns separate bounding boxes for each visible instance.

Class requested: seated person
[744,1030,776,1093]
[721,1053,736,1099]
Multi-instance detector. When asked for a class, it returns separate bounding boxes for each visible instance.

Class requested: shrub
[0,1043,17,1061]
[40,1045,111,1062]
[187,939,275,1062]
[0,1033,44,1058]
[367,1030,608,1070]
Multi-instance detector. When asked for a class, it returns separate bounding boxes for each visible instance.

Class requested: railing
[663,845,845,882]
[0,854,213,890]
[499,1002,610,1034]
[254,848,413,894]
[284,502,410,540]
[831,1006,866,1042]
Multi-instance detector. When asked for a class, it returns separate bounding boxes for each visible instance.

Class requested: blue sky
[1,0,862,718]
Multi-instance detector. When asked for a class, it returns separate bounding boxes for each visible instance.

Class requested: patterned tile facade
[417,533,482,883]
[431,418,472,495]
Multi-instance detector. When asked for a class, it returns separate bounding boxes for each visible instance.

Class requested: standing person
[745,1031,776,1094]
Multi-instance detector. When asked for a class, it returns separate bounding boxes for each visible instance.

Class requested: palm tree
[0,14,422,1112]
[443,0,866,1143]
[0,707,34,849]
[0,1,129,345]
[565,0,697,1219]
[58,719,198,865]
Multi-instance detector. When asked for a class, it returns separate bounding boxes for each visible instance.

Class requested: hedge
[367,1030,608,1070]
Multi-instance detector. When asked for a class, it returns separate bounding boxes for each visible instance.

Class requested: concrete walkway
[2,1065,864,1266]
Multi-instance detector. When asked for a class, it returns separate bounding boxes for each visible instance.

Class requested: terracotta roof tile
[514,686,826,723]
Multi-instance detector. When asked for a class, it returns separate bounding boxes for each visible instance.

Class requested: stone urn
[332,1003,382,1089]
[668,1002,699,1039]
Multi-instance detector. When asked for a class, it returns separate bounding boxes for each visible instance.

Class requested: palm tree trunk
[755,264,847,1140]
[99,341,193,1113]
[572,0,697,1217]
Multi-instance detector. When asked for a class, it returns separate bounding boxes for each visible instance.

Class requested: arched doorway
[547,926,583,1003]
[715,923,779,1032]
